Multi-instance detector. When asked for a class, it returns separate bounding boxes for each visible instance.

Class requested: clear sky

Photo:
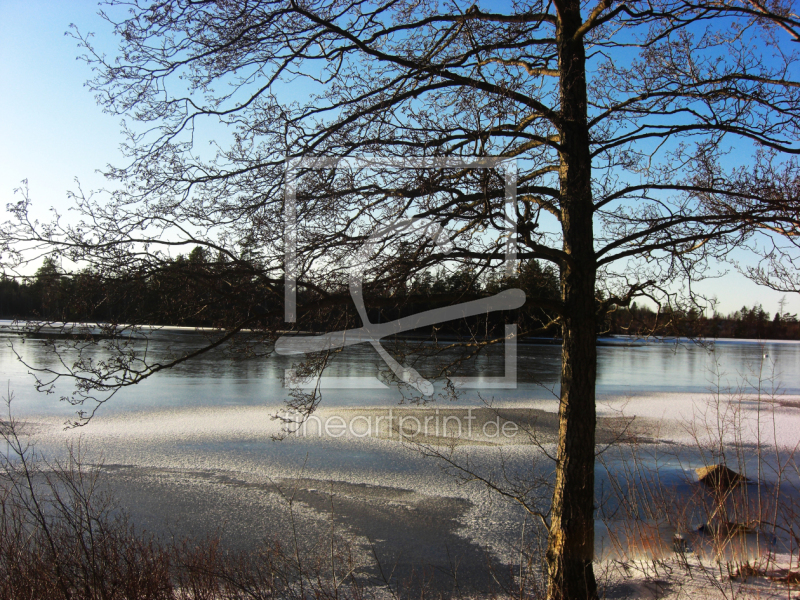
[1,1,121,214]
[1,1,798,318]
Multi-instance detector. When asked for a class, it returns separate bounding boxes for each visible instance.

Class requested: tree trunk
[545,0,598,598]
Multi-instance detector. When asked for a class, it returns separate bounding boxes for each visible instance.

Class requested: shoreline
[6,391,800,597]
[4,319,800,345]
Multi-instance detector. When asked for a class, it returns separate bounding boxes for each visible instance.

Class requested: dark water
[1,323,798,416]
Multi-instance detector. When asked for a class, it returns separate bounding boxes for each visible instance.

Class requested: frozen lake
[2,326,800,594]
[2,324,799,416]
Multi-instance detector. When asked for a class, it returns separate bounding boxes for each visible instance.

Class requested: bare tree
[2,1,799,598]
[727,154,800,294]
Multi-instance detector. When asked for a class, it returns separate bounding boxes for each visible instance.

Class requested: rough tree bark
[546,0,598,595]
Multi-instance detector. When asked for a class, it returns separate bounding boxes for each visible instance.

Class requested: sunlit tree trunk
[546,1,598,597]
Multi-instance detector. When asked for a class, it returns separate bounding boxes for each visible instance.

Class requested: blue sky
[1,1,797,318]
[1,1,121,212]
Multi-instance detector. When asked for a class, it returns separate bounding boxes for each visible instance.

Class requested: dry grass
[595,358,800,599]
[0,397,378,600]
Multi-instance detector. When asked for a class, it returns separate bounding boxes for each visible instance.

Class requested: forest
[3,251,797,341]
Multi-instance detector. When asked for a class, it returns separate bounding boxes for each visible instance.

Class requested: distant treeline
[0,249,561,338]
[2,249,798,340]
[604,301,800,340]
